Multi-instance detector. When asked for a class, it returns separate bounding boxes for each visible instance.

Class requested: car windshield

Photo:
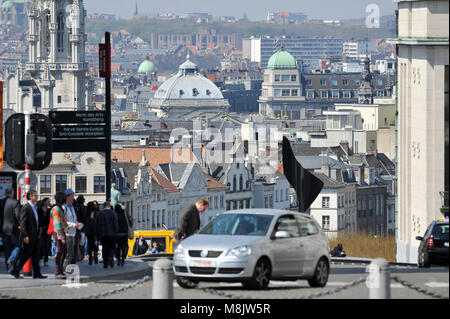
[433,224,449,240]
[199,214,273,236]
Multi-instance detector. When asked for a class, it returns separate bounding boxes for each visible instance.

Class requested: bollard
[152,258,174,299]
[368,258,391,299]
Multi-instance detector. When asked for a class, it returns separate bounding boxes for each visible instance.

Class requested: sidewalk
[0,257,151,289]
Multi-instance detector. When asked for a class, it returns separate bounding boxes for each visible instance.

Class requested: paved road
[0,261,448,299]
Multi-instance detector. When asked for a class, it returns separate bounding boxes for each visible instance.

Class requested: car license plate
[191,260,214,267]
[445,242,449,247]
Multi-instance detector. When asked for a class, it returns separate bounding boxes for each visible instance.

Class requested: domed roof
[138,59,155,73]
[267,47,297,70]
[154,55,224,100]
[2,1,12,9]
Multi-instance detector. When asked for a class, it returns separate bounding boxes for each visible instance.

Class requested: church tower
[26,0,88,112]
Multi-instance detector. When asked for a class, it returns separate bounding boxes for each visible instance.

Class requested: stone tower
[26,0,88,112]
[358,57,374,104]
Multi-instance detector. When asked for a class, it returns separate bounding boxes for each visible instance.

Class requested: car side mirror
[415,236,423,241]
[274,230,290,239]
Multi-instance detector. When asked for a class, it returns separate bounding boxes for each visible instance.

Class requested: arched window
[239,175,243,191]
[233,176,237,192]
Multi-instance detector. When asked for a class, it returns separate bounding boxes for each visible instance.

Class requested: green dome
[138,59,155,73]
[2,1,12,9]
[267,48,297,70]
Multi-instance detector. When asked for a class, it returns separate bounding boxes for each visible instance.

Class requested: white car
[173,209,331,289]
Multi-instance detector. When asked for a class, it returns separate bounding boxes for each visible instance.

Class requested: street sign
[49,111,106,124]
[52,139,107,153]
[50,110,108,153]
[17,171,38,189]
[52,124,107,139]
[99,43,111,78]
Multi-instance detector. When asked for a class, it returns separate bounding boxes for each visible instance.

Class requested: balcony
[440,191,449,217]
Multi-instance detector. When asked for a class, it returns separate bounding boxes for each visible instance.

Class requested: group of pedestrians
[1,187,132,279]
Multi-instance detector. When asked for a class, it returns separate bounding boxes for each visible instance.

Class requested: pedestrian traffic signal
[5,113,53,171]
[26,114,53,170]
[5,114,26,170]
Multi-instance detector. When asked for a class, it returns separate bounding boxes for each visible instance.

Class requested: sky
[84,0,397,21]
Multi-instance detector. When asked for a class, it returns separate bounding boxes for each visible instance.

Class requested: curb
[78,261,151,283]
[331,257,417,267]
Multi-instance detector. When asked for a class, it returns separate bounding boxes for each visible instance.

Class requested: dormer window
[206,89,211,96]
[192,88,199,96]
[179,89,184,96]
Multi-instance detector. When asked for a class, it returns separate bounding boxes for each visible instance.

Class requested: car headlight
[175,245,185,255]
[226,245,252,257]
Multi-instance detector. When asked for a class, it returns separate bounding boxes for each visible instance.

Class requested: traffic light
[5,114,26,170]
[5,113,53,171]
[27,114,53,170]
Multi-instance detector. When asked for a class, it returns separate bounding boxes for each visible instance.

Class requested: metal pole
[105,32,111,202]
[368,258,391,299]
[23,112,32,277]
[152,258,174,299]
[24,112,31,198]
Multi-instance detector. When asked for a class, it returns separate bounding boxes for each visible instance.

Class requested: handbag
[125,213,134,240]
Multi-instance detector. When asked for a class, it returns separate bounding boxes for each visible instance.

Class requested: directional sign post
[50,111,107,153]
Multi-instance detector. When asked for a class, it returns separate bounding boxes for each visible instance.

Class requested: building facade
[389,0,449,263]
[258,47,306,119]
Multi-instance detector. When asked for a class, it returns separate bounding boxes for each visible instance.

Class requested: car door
[270,214,305,277]
[296,215,322,276]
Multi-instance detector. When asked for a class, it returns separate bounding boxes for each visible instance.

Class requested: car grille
[175,266,188,273]
[189,267,216,275]
[218,268,245,274]
[188,250,223,258]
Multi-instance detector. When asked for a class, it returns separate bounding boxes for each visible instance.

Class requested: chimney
[359,164,365,185]
[201,142,206,169]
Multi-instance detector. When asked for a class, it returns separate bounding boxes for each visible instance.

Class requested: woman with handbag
[114,203,131,267]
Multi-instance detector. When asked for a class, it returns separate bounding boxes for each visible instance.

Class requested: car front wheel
[176,276,199,289]
[308,257,329,288]
[242,258,271,290]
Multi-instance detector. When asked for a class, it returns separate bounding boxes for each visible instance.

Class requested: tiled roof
[111,147,195,167]
[312,172,345,188]
[205,173,226,189]
[149,168,179,193]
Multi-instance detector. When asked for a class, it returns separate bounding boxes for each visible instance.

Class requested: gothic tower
[26,0,88,113]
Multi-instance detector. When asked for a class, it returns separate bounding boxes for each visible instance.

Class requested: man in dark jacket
[114,203,130,266]
[1,188,21,272]
[95,202,118,269]
[10,190,47,279]
[173,199,209,241]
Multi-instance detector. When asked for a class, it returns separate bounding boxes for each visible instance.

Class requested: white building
[310,172,357,238]
[388,0,449,263]
[343,42,359,61]
[148,54,230,119]
[258,46,306,119]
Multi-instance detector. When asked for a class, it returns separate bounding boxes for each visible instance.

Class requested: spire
[139,150,150,167]
[134,1,138,18]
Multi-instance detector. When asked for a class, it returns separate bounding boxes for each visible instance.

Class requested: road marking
[425,282,449,288]
[390,283,404,288]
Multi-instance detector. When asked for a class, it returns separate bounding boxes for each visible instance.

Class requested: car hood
[179,234,264,251]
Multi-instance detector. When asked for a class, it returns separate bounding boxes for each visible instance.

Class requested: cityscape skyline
[84,0,397,21]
